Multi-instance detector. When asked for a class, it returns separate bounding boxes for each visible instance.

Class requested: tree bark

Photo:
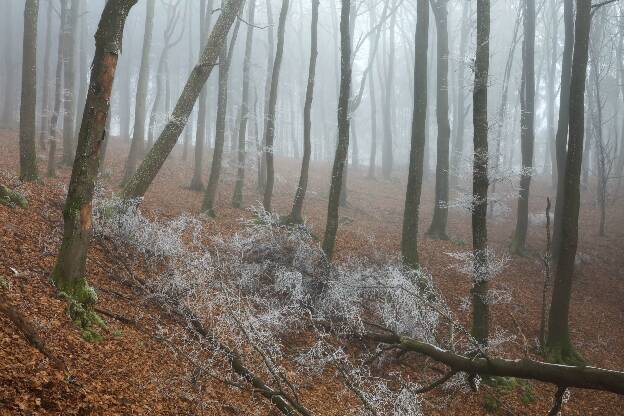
[51,0,137,305]
[381,0,397,180]
[546,0,592,364]
[61,0,78,166]
[19,0,39,182]
[38,0,53,151]
[322,0,352,261]
[48,1,65,152]
[401,0,429,268]
[121,0,245,201]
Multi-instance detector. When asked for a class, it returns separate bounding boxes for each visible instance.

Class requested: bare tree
[38,0,53,151]
[61,0,78,166]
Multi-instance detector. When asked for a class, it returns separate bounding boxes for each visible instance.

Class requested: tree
[48,0,65,156]
[511,0,536,255]
[51,0,138,306]
[262,0,290,212]
[471,0,491,346]
[122,0,246,201]
[123,0,155,183]
[190,0,216,191]
[258,0,275,194]
[201,11,241,216]
[400,0,429,268]
[426,0,451,240]
[321,0,352,261]
[38,0,53,151]
[19,0,39,182]
[381,0,397,180]
[546,0,592,364]
[287,0,319,223]
[232,0,257,208]
[61,0,78,166]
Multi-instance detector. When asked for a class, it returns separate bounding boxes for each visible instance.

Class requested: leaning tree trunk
[262,0,290,212]
[121,0,246,201]
[511,0,536,255]
[546,0,592,365]
[232,0,256,208]
[123,0,155,182]
[552,0,574,262]
[19,0,39,182]
[400,0,429,268]
[321,0,352,261]
[426,0,450,240]
[61,0,78,166]
[471,0,491,346]
[51,0,137,306]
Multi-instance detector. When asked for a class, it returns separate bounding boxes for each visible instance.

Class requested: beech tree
[61,0,79,166]
[19,0,39,182]
[51,0,138,307]
[400,0,428,268]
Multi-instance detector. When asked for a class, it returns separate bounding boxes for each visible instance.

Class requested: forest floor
[1,130,624,415]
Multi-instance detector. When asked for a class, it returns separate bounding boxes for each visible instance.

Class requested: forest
[1,0,624,414]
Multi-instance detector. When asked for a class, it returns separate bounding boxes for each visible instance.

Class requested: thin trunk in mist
[262,0,290,212]
[38,0,53,151]
[232,0,256,208]
[381,0,397,180]
[450,1,470,190]
[123,0,155,183]
[546,0,592,365]
[1,2,17,127]
[75,1,89,142]
[61,0,78,166]
[202,10,242,216]
[19,0,39,182]
[367,0,379,179]
[287,0,319,222]
[511,0,536,255]
[49,1,65,154]
[190,0,215,191]
[322,0,351,261]
[546,1,559,187]
[471,0,491,346]
[401,0,428,268]
[258,0,275,193]
[427,0,450,240]
[51,0,137,307]
[552,0,574,261]
[122,0,246,201]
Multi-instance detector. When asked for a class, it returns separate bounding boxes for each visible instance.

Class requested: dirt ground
[1,131,624,415]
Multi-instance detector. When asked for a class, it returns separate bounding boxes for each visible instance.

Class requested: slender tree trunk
[427,0,450,240]
[322,0,352,261]
[1,2,16,128]
[49,0,65,155]
[262,0,289,212]
[123,0,155,182]
[258,0,275,194]
[552,0,575,261]
[38,0,53,151]
[381,0,397,180]
[61,0,78,166]
[401,0,429,268]
[19,0,39,182]
[51,0,137,305]
[546,1,559,188]
[75,0,89,142]
[511,0,536,255]
[232,0,256,208]
[122,0,246,201]
[546,0,592,365]
[471,0,491,346]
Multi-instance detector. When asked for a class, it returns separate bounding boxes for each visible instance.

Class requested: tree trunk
[19,0,39,182]
[1,2,17,128]
[471,0,491,346]
[61,0,78,166]
[400,0,429,268]
[38,0,53,151]
[121,0,245,201]
[262,0,290,212]
[258,0,275,194]
[48,0,65,151]
[511,0,536,255]
[322,0,352,261]
[546,0,592,365]
[51,0,137,306]
[427,0,450,240]
[232,0,256,208]
[546,1,559,188]
[123,0,155,182]
[381,0,397,180]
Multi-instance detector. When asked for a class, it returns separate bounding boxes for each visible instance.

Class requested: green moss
[0,275,9,290]
[545,343,586,366]
[0,185,28,208]
[57,282,106,343]
[483,392,500,413]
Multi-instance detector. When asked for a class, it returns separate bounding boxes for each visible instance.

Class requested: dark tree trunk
[121,0,245,201]
[322,0,352,261]
[232,0,256,208]
[61,0,78,166]
[51,0,137,306]
[123,0,155,182]
[258,0,275,194]
[546,0,592,365]
[262,0,290,212]
[400,0,429,268]
[471,0,491,346]
[552,0,574,261]
[427,0,450,240]
[19,0,39,182]
[511,0,536,255]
